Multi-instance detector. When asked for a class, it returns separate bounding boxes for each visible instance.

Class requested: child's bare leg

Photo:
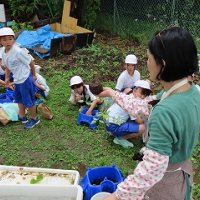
[122,124,145,140]
[28,105,37,119]
[18,103,26,117]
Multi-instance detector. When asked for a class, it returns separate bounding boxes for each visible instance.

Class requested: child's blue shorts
[35,87,46,98]
[14,74,36,107]
[106,120,140,137]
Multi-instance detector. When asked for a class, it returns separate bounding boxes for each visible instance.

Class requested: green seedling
[30,174,44,184]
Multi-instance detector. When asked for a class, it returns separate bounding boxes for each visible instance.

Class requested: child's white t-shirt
[0,66,5,76]
[1,44,32,84]
[36,73,50,97]
[106,103,130,125]
[69,84,97,104]
[115,70,140,91]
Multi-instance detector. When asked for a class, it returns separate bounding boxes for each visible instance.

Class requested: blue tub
[81,165,124,200]
[77,107,99,129]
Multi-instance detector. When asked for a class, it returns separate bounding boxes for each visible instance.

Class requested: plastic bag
[1,103,19,121]
[37,103,53,119]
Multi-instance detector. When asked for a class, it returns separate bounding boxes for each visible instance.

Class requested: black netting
[95,0,200,41]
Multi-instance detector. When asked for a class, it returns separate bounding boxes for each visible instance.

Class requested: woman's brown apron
[143,159,193,200]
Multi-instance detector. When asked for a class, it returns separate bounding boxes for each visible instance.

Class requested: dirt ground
[34,32,200,90]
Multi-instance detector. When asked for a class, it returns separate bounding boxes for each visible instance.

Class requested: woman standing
[104,27,200,200]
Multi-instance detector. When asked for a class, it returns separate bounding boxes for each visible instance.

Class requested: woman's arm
[104,149,169,200]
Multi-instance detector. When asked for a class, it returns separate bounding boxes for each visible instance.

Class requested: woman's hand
[104,192,118,200]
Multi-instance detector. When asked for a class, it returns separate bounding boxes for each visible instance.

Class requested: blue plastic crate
[0,89,14,103]
[81,165,124,200]
[77,107,100,129]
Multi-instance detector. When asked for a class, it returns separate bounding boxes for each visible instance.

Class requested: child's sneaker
[18,115,28,124]
[24,118,40,129]
[113,137,134,148]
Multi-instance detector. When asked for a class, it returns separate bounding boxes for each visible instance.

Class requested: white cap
[0,27,15,37]
[70,75,83,86]
[125,54,137,64]
[134,80,151,91]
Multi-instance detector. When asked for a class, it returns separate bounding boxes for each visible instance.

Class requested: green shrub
[8,0,64,22]
[81,0,101,29]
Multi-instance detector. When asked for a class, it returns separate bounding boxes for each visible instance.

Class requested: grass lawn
[0,32,199,199]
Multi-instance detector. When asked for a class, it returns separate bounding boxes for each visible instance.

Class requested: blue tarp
[16,24,68,59]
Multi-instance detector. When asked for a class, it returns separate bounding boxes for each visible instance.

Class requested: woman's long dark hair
[148,27,198,82]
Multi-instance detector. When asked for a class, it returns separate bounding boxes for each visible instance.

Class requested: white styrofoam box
[0,165,83,200]
[0,165,80,185]
[0,185,83,200]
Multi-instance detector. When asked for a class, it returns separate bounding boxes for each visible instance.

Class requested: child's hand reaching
[98,87,115,97]
[7,82,14,90]
[5,79,10,88]
[86,109,92,116]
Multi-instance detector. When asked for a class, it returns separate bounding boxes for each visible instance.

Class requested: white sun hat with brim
[0,27,15,37]
[134,80,152,91]
[125,54,137,64]
[70,75,83,86]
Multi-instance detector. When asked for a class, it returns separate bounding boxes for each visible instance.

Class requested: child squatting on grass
[34,65,50,99]
[98,80,154,148]
[104,27,200,200]
[69,75,102,115]
[0,27,40,129]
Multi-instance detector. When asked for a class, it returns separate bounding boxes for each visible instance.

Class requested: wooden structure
[50,0,94,56]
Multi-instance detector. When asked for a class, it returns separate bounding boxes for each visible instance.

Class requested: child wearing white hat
[0,27,39,129]
[0,47,14,88]
[34,65,50,98]
[115,54,140,93]
[69,75,102,115]
[98,80,154,148]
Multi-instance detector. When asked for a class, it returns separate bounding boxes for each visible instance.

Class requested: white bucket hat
[70,75,83,86]
[0,27,15,37]
[125,54,137,64]
[134,80,151,91]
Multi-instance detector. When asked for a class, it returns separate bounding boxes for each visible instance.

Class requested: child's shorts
[14,74,36,107]
[35,87,46,98]
[106,120,140,137]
